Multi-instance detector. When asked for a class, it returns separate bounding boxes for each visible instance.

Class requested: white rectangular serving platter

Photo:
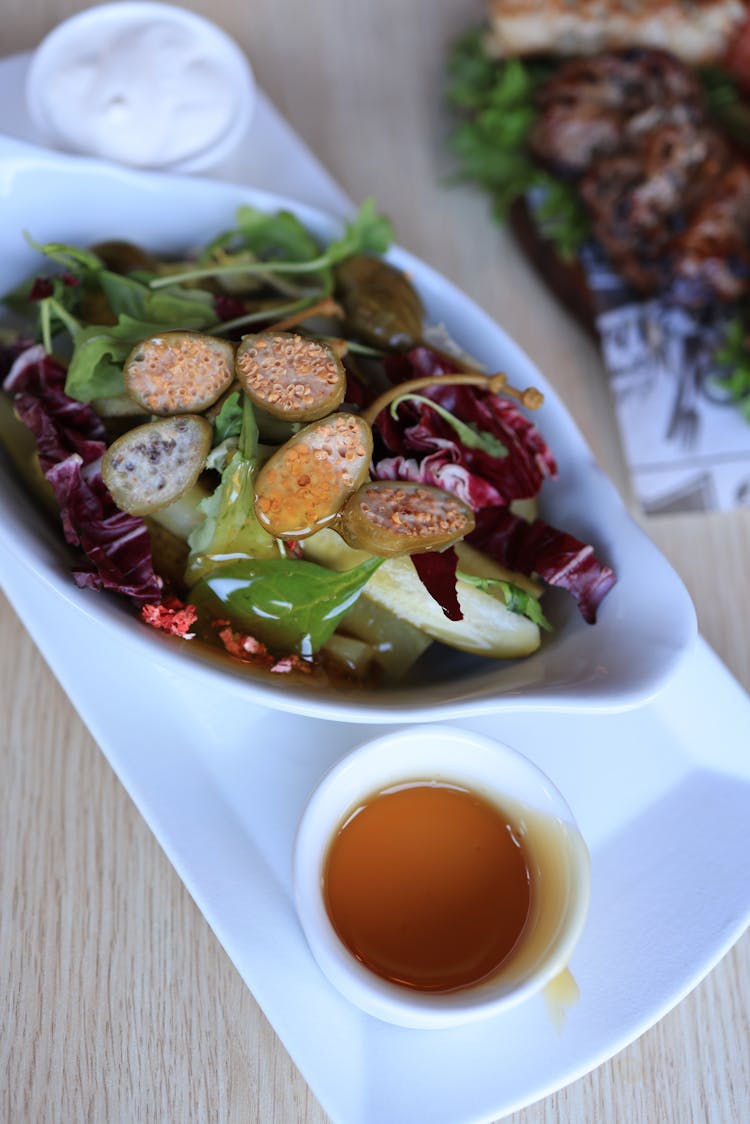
[1,53,749,1122]
[2,535,749,1124]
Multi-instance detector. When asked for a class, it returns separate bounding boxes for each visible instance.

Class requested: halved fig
[254,413,372,539]
[124,331,235,415]
[338,481,475,556]
[235,332,346,421]
[102,414,212,516]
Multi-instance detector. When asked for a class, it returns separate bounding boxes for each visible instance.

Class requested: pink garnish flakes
[213,622,314,674]
[141,598,198,638]
[217,625,269,661]
[270,654,313,674]
[284,539,304,560]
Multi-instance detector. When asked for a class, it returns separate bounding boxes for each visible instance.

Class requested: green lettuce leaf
[187,395,272,582]
[212,391,245,446]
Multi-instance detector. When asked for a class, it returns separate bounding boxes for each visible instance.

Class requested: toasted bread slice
[486,0,748,64]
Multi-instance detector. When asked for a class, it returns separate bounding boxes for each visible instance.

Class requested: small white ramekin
[293,725,590,1029]
[26,2,256,173]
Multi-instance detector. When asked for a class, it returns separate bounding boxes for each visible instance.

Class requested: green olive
[89,240,159,275]
[335,255,424,349]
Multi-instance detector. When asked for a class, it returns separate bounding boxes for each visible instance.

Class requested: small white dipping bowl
[26,2,255,172]
[293,725,590,1029]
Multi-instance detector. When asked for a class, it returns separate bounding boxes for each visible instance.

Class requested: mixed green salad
[0,201,615,686]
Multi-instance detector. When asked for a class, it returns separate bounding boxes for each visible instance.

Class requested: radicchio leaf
[0,337,36,381]
[373,447,506,509]
[411,548,462,621]
[374,347,556,506]
[468,506,616,624]
[46,454,163,602]
[4,344,162,603]
[5,344,106,470]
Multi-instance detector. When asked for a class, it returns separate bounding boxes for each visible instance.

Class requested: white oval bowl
[0,140,697,721]
[25,2,255,172]
[293,725,591,1029]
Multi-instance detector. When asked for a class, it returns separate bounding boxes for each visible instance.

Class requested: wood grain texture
[1,1,749,1122]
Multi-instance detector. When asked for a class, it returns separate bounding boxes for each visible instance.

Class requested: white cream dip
[27,4,255,170]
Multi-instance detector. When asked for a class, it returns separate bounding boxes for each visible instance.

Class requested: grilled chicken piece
[486,0,748,65]
[671,163,750,302]
[529,50,705,174]
[578,152,671,293]
[580,122,731,293]
[529,44,749,304]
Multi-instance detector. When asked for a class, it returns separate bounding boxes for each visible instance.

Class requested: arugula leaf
[456,569,552,630]
[222,206,321,263]
[98,270,215,325]
[325,198,393,264]
[61,277,215,403]
[24,237,104,275]
[196,207,324,297]
[191,555,384,656]
[445,27,590,258]
[390,392,508,457]
[150,200,394,291]
[19,237,215,325]
[9,238,218,402]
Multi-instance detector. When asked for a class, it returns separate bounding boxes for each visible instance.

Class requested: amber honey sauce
[323,781,534,993]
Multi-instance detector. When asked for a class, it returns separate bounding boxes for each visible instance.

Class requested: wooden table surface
[2,2,748,1121]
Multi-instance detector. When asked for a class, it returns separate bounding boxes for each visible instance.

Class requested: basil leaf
[191,556,384,655]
